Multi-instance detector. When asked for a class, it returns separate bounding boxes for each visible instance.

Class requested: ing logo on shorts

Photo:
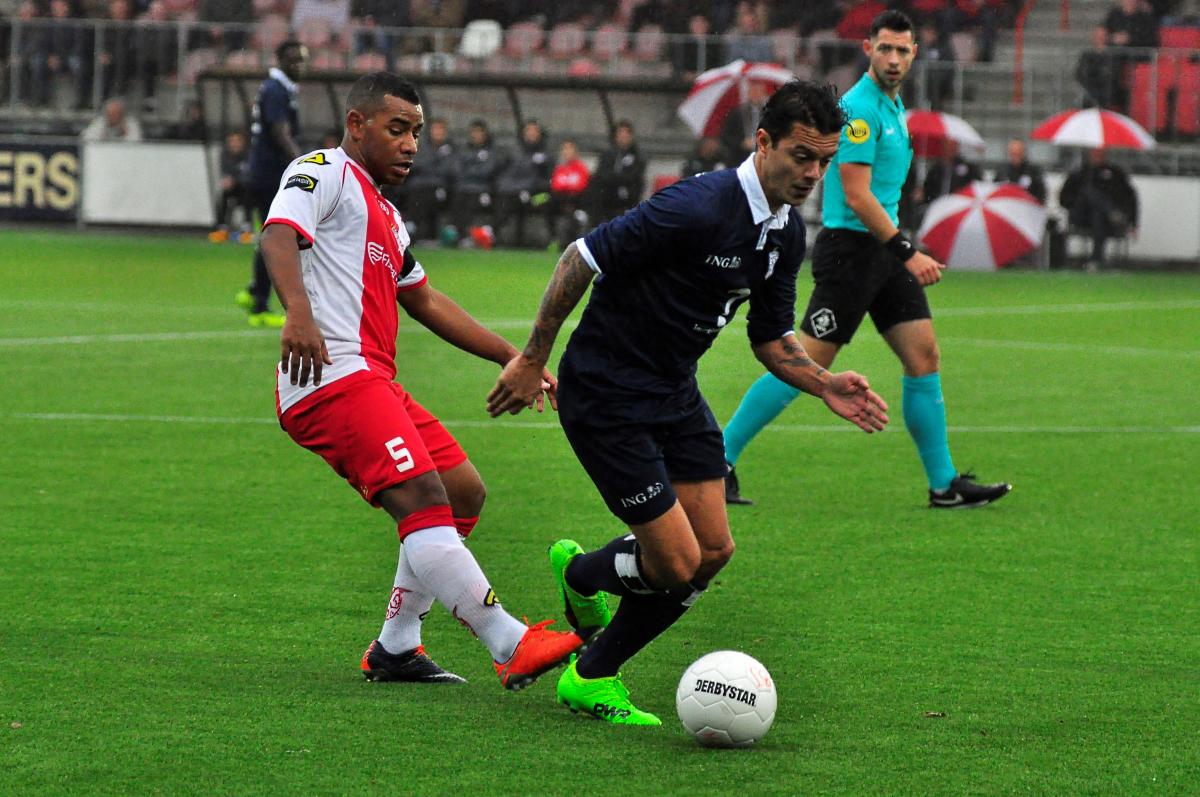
[809,307,838,338]
[845,119,871,144]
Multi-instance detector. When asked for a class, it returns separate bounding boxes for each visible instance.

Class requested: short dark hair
[757,80,847,142]
[276,39,304,62]
[869,9,914,38]
[346,72,421,115]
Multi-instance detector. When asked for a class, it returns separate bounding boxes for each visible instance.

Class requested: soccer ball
[675,650,777,748]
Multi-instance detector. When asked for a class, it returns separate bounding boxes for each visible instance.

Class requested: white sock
[377,543,435,654]
[402,525,527,663]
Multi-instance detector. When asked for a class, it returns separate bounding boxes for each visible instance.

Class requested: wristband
[885,232,916,262]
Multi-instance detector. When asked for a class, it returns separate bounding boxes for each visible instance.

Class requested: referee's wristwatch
[885,232,916,262]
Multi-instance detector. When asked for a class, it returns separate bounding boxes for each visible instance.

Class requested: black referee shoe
[361,640,467,684]
[725,465,754,506]
[929,472,1012,509]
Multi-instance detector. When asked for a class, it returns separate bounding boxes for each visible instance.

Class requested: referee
[723,10,1011,509]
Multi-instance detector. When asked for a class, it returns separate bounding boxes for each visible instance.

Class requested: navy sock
[566,534,656,598]
[576,581,706,679]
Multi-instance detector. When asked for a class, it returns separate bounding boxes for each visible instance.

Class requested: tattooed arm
[752,334,891,433]
[486,242,595,417]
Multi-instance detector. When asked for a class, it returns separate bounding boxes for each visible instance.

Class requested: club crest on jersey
[367,240,399,282]
[285,174,318,192]
[809,307,837,338]
[766,248,780,279]
[299,152,330,165]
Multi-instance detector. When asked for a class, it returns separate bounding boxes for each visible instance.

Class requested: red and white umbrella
[677,59,795,137]
[1031,108,1156,150]
[905,110,985,158]
[917,181,1047,270]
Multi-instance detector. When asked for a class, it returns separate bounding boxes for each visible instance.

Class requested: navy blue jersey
[568,156,806,396]
[248,68,300,190]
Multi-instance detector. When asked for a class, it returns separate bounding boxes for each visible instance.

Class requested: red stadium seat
[504,22,545,59]
[567,57,601,77]
[1129,62,1171,133]
[253,15,290,53]
[591,23,628,62]
[631,24,665,61]
[1174,61,1200,137]
[549,23,587,59]
[651,174,680,194]
[1159,26,1200,50]
[352,51,387,72]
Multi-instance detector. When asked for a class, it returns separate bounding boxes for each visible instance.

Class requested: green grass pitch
[1,230,1197,796]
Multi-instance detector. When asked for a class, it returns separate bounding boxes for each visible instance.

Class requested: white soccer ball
[675,650,777,748]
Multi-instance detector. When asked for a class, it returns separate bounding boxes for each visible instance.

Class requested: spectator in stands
[630,0,693,33]
[350,0,407,68]
[680,135,729,176]
[940,0,1000,62]
[1059,147,1139,269]
[1076,26,1127,110]
[913,19,956,109]
[590,119,646,223]
[406,0,467,54]
[168,98,207,140]
[99,0,137,101]
[293,0,351,50]
[1104,0,1160,50]
[198,0,254,51]
[450,118,506,248]
[393,117,457,243]
[546,137,591,248]
[26,0,87,109]
[724,1,773,63]
[674,13,717,80]
[495,119,554,248]
[137,1,178,104]
[81,96,144,141]
[921,139,981,203]
[719,79,771,161]
[1000,138,1046,204]
[13,1,45,106]
[211,130,251,241]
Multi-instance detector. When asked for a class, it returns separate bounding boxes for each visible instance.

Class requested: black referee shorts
[556,363,727,526]
[799,227,931,345]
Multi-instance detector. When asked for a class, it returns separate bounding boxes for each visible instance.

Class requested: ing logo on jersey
[299,152,330,165]
[846,118,871,144]
[285,173,318,192]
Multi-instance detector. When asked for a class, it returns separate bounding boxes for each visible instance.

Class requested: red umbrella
[1031,108,1156,149]
[677,59,795,137]
[917,181,1047,270]
[905,110,985,158]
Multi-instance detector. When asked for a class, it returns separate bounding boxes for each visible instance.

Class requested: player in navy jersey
[488,81,891,725]
[235,40,307,328]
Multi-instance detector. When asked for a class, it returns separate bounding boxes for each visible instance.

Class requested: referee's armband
[885,232,916,263]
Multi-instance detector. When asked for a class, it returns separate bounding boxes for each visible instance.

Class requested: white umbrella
[677,59,796,138]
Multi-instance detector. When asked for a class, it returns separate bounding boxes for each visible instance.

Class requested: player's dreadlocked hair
[346,72,421,116]
[757,80,847,144]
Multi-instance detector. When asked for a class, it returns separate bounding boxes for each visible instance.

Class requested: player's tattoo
[523,243,595,363]
[768,337,828,394]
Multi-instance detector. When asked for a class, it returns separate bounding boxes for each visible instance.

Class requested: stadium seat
[311,48,345,70]
[1174,61,1200,137]
[769,30,801,68]
[1129,62,1171,133]
[1159,26,1200,50]
[253,15,291,53]
[504,22,545,59]
[549,23,587,60]
[950,31,978,63]
[591,23,628,62]
[352,51,388,72]
[459,19,503,59]
[631,24,665,61]
[297,18,334,51]
[225,49,263,69]
[568,57,601,77]
[651,174,680,193]
[182,47,219,84]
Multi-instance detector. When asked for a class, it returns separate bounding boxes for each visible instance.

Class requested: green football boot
[548,539,611,639]
[556,657,661,726]
[248,311,286,329]
[234,289,255,311]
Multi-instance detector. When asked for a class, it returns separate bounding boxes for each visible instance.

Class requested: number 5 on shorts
[385,436,415,473]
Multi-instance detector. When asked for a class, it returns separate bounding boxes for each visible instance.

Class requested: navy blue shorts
[556,360,726,526]
[799,227,932,345]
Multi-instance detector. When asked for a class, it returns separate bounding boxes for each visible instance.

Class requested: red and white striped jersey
[266,147,427,414]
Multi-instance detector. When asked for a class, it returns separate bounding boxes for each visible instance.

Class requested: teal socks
[723,373,801,466]
[902,372,956,491]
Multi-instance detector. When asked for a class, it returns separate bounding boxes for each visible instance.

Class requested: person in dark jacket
[1059,147,1139,268]
[921,139,981,203]
[1000,138,1046,204]
[449,118,507,247]
[495,119,553,247]
[390,117,456,243]
[590,119,646,224]
[680,136,729,177]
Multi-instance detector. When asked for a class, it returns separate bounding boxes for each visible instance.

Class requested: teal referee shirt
[822,72,913,233]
